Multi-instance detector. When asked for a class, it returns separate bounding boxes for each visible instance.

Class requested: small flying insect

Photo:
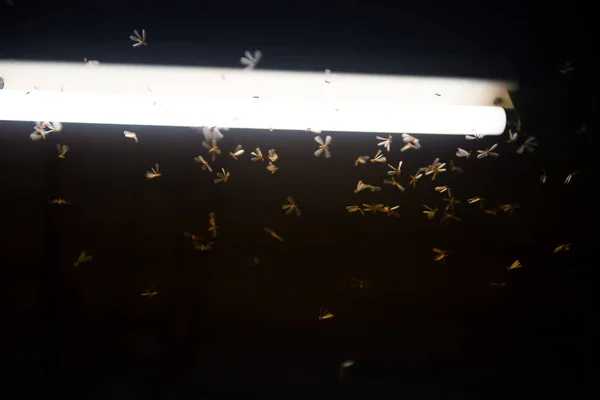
[351,277,371,289]
[401,133,421,149]
[354,180,370,194]
[267,148,279,162]
[314,135,333,158]
[130,29,148,47]
[202,126,226,141]
[362,203,384,214]
[449,160,465,173]
[383,176,405,191]
[73,249,92,267]
[202,139,221,162]
[370,149,386,163]
[240,49,262,70]
[145,163,161,179]
[184,232,202,241]
[440,211,461,224]
[477,143,499,159]
[264,227,284,242]
[409,173,423,188]
[318,307,334,321]
[194,155,212,172]
[564,171,578,184]
[467,197,485,208]
[83,57,100,66]
[387,161,402,177]
[426,160,446,181]
[401,142,419,152]
[123,130,138,142]
[141,286,158,299]
[433,248,452,263]
[208,212,217,237]
[49,198,71,205]
[516,136,538,154]
[355,155,370,166]
[229,144,245,160]
[507,260,522,270]
[443,196,461,211]
[540,170,548,184]
[346,205,364,215]
[282,196,301,216]
[339,360,355,379]
[251,147,264,162]
[484,209,498,216]
[553,243,572,253]
[194,240,215,251]
[382,205,400,217]
[57,144,69,159]
[499,203,520,215]
[214,168,230,184]
[434,185,452,197]
[506,129,518,144]
[266,162,279,174]
[456,148,471,159]
[376,134,393,152]
[422,205,438,220]
[466,132,483,140]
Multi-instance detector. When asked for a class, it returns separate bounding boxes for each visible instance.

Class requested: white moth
[240,49,262,70]
[130,29,147,47]
[314,135,332,158]
[477,143,499,159]
[376,135,393,152]
[456,148,471,158]
[123,130,138,143]
[516,136,538,154]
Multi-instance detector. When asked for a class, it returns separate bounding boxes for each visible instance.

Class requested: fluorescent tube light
[0,61,517,135]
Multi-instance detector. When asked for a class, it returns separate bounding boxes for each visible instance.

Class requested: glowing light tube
[0,61,517,135]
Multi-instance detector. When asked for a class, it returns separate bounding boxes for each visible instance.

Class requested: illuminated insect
[141,286,158,299]
[130,29,148,47]
[409,173,423,188]
[401,133,421,149]
[387,161,402,177]
[506,128,518,143]
[83,57,100,66]
[362,203,384,214]
[346,205,364,215]
[499,203,520,215]
[208,212,217,237]
[516,136,538,154]
[434,185,452,197]
[432,248,452,263]
[484,209,498,216]
[228,144,244,160]
[382,205,400,217]
[466,132,483,140]
[30,121,61,141]
[443,196,461,211]
[267,149,279,162]
[355,155,370,166]
[251,147,264,162]
[339,360,355,379]
[477,143,499,159]
[264,227,284,242]
[194,155,212,172]
[314,135,333,158]
[351,277,371,289]
[57,144,69,159]
[282,196,301,216]
[73,249,92,267]
[240,49,262,70]
[449,160,465,173]
[467,197,485,208]
[184,232,202,241]
[507,260,521,270]
[420,157,441,175]
[440,211,461,224]
[202,139,221,162]
[456,148,471,158]
[553,243,572,253]
[383,176,406,191]
[370,149,386,163]
[540,170,548,184]
[266,162,279,174]
[123,130,138,142]
[145,163,161,179]
[214,168,230,184]
[194,240,215,251]
[426,160,446,181]
[559,61,574,74]
[49,198,72,205]
[422,205,438,220]
[376,134,393,152]
[354,180,370,194]
[318,307,334,321]
[202,126,227,142]
[564,171,578,184]
[489,282,507,287]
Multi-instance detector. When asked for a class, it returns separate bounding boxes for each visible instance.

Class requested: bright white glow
[0,61,517,135]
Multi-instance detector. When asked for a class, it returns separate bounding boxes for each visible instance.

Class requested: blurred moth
[266,162,279,174]
[202,139,221,162]
[251,147,264,162]
[49,198,72,205]
[130,29,148,47]
[507,260,522,270]
[194,155,212,172]
[422,205,438,220]
[318,307,334,321]
[229,144,245,160]
[267,149,279,163]
[282,196,301,216]
[57,144,69,159]
[264,227,284,242]
[383,176,405,191]
[355,155,370,166]
[208,212,217,237]
[141,286,158,299]
[456,148,471,158]
[123,130,138,142]
[145,163,161,179]
[387,161,402,177]
[553,243,572,253]
[214,168,230,184]
[477,143,499,159]
[370,149,386,163]
[240,49,262,70]
[382,205,400,217]
[346,205,364,215]
[314,135,333,158]
[432,248,452,263]
[73,249,92,267]
[516,136,538,154]
[376,134,393,152]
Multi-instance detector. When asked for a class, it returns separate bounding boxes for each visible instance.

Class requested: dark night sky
[1,1,596,399]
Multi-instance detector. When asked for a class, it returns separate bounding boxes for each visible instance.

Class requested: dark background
[1,1,595,399]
